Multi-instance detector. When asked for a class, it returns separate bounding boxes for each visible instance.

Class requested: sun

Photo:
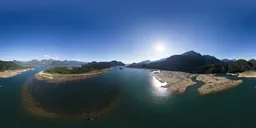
[156,44,164,52]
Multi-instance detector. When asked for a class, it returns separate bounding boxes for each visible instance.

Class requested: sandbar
[237,71,256,78]
[21,77,121,120]
[0,68,35,78]
[35,68,110,83]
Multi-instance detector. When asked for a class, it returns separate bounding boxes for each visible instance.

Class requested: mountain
[82,61,125,68]
[182,50,203,58]
[198,59,254,73]
[128,50,255,73]
[127,60,151,68]
[203,55,220,64]
[127,62,147,68]
[249,59,256,69]
[109,60,125,66]
[138,60,151,64]
[13,59,87,66]
[0,61,27,71]
[144,51,220,72]
[152,58,166,63]
[221,59,236,62]
[45,60,125,74]
[51,60,87,65]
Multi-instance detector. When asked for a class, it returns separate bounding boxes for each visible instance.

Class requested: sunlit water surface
[0,66,256,128]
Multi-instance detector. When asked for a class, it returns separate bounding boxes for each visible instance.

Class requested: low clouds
[43,55,81,61]
[43,55,60,60]
[70,59,81,61]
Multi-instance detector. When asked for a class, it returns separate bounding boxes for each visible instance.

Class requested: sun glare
[156,44,164,52]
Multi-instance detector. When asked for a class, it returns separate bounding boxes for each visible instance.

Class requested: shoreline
[35,68,110,83]
[21,77,121,120]
[237,71,256,78]
[152,70,197,94]
[196,74,242,95]
[152,70,243,95]
[0,68,35,78]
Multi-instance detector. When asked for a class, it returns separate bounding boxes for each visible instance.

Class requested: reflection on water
[150,76,170,97]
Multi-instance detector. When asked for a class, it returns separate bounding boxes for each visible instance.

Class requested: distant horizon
[2,50,255,64]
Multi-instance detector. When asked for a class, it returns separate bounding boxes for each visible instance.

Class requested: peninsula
[152,70,197,94]
[152,70,242,95]
[197,74,242,95]
[0,61,34,78]
[35,61,124,83]
[35,68,109,83]
[237,71,256,78]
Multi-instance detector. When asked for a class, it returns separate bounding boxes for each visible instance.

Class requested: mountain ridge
[128,50,221,72]
[13,59,88,66]
[128,50,255,73]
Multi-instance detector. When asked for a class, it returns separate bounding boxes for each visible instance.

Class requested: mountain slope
[145,51,220,72]
[0,61,27,71]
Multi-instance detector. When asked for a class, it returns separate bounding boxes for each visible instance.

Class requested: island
[152,70,242,95]
[35,61,125,83]
[0,61,34,78]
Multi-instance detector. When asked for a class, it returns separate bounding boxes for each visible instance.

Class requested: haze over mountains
[13,59,88,66]
[12,59,126,67]
[2,50,256,74]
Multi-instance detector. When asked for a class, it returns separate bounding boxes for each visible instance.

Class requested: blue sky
[1,0,256,63]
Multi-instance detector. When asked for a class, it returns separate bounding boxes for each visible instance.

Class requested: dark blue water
[0,66,256,128]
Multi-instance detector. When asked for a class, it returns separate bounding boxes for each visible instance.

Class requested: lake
[0,66,256,128]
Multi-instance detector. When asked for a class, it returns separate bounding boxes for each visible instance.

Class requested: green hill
[45,61,125,74]
[0,61,27,71]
